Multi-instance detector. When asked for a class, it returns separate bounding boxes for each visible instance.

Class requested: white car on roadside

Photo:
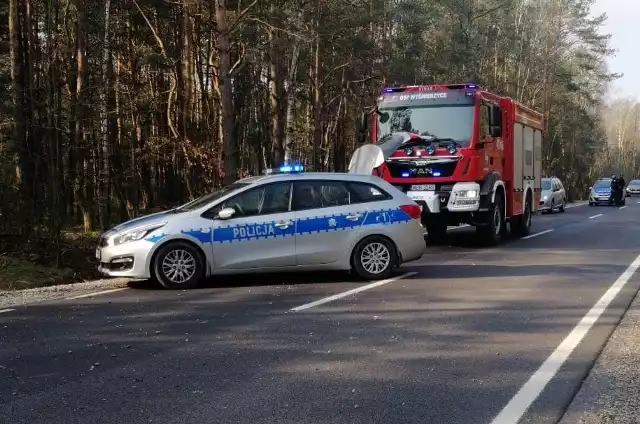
[96,168,426,289]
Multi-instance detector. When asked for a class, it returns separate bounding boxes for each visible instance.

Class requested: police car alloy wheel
[153,241,204,290]
[351,236,397,280]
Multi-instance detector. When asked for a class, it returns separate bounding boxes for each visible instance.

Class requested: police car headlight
[112,224,166,246]
[542,195,548,201]
[457,190,478,198]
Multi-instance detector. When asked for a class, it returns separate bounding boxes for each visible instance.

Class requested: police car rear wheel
[351,236,396,280]
[153,241,204,290]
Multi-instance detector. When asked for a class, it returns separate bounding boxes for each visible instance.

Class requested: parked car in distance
[626,179,640,197]
[539,177,566,213]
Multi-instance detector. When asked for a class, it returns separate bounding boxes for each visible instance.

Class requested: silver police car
[96,170,426,289]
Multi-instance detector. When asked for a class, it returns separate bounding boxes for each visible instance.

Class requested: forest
[0,0,635,286]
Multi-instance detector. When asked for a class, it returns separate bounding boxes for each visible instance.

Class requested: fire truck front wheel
[511,193,532,237]
[476,191,505,245]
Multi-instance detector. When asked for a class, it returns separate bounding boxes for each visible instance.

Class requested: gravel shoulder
[559,290,640,424]
[0,277,130,309]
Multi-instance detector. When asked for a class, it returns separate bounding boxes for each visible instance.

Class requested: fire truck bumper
[406,190,441,213]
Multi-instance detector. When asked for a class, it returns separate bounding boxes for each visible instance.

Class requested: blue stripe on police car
[144,207,412,245]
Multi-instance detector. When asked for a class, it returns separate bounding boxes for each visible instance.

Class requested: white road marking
[490,252,640,424]
[0,308,16,314]
[521,229,554,240]
[564,202,587,209]
[65,288,127,300]
[588,214,602,219]
[619,205,628,209]
[290,272,417,312]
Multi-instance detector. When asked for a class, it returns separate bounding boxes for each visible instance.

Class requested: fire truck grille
[386,160,457,178]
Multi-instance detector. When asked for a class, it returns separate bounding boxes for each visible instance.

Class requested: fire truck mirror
[490,106,502,127]
[489,106,502,137]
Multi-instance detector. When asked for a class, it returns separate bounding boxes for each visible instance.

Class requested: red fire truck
[349,83,544,245]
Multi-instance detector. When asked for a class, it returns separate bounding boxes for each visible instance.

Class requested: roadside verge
[0,278,129,309]
[558,289,640,424]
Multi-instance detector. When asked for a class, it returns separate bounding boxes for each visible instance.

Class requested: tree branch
[132,0,168,58]
[229,0,258,34]
[249,18,311,42]
[229,41,246,76]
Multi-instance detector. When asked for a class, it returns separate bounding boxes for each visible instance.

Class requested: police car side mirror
[217,207,236,220]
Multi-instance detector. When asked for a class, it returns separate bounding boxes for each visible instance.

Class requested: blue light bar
[264,163,304,175]
[401,171,410,177]
[432,171,441,177]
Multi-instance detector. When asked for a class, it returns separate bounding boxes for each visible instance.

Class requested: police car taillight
[400,204,421,220]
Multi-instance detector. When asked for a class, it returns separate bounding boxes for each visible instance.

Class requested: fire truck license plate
[411,184,435,191]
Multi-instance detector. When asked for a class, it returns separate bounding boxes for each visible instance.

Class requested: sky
[593,0,640,100]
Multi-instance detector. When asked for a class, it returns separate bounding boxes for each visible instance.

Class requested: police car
[96,166,426,289]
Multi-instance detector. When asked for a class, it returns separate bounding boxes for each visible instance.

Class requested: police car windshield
[175,183,250,212]
[629,180,640,186]
[541,180,552,190]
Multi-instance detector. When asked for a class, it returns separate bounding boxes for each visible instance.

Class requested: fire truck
[349,83,544,245]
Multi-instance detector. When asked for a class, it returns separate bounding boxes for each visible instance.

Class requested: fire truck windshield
[376,105,474,146]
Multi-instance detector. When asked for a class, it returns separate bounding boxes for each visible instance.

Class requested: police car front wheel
[152,241,204,290]
[351,236,397,280]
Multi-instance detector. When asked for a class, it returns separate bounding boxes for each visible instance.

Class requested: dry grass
[0,231,102,291]
[0,255,75,290]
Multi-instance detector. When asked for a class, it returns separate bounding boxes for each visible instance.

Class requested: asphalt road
[2,200,640,424]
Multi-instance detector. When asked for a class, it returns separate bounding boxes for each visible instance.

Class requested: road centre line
[588,214,602,219]
[564,202,587,209]
[290,272,417,312]
[0,308,16,314]
[619,205,628,209]
[490,252,640,424]
[65,288,128,300]
[521,229,554,240]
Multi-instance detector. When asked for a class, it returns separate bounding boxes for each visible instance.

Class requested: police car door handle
[346,213,361,221]
[274,220,292,228]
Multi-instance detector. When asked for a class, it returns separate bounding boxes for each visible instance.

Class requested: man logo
[412,168,432,176]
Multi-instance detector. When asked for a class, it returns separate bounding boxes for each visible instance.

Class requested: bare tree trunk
[312,20,323,171]
[268,3,286,164]
[9,0,33,236]
[100,0,112,230]
[215,0,239,184]
[284,4,304,162]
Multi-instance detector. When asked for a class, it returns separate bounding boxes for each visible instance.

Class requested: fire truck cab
[349,83,544,245]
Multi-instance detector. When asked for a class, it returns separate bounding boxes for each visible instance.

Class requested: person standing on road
[610,175,619,205]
